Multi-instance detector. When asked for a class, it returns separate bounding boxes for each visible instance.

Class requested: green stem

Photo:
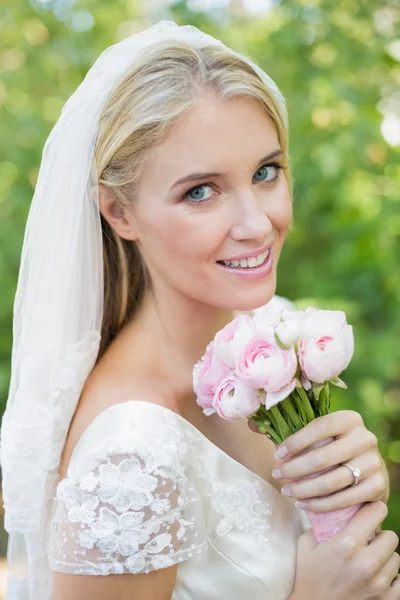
[258,405,284,444]
[248,414,283,445]
[291,391,308,425]
[266,427,283,445]
[318,385,326,416]
[280,396,303,432]
[308,389,320,415]
[261,404,280,433]
[319,382,331,415]
[294,386,317,423]
[326,382,331,412]
[269,404,293,440]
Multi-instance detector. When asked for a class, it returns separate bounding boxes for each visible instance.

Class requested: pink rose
[193,341,232,415]
[213,313,255,368]
[298,308,354,384]
[212,374,263,420]
[235,333,298,409]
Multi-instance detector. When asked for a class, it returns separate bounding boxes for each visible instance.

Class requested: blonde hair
[94,38,292,362]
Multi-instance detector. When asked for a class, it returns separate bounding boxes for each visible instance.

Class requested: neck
[114,286,250,396]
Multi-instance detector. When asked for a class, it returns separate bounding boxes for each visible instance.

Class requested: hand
[290,501,400,600]
[263,410,390,513]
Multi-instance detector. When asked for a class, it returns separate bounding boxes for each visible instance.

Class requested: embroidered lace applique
[210,480,273,549]
[186,429,274,550]
[48,452,207,576]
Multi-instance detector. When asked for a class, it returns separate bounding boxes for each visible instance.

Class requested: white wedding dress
[47,399,311,599]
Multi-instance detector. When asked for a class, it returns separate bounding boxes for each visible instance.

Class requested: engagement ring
[341,462,361,486]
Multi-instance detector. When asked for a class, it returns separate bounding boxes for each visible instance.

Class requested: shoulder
[59,368,176,480]
[64,399,190,480]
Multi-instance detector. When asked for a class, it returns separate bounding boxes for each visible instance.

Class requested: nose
[229,191,273,242]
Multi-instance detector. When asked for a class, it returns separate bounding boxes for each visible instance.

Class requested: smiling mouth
[216,248,270,269]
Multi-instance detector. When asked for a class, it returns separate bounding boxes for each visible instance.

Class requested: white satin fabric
[47,400,310,600]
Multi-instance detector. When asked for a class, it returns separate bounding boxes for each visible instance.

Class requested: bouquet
[192,301,363,544]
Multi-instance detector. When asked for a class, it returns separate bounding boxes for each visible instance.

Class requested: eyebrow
[170,149,284,190]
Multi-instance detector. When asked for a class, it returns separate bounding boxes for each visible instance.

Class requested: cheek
[278,202,292,233]
[148,213,210,261]
[271,186,292,234]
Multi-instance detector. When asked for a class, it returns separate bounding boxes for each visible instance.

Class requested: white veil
[0,19,288,599]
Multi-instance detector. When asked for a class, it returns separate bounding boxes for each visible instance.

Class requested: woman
[1,20,398,600]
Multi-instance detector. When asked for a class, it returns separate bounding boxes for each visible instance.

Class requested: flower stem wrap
[290,437,364,543]
[249,383,366,543]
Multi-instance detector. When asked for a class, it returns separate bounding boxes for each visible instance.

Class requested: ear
[98,184,139,241]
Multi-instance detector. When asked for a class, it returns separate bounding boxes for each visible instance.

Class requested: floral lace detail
[48,443,207,575]
[210,480,273,549]
[185,428,274,551]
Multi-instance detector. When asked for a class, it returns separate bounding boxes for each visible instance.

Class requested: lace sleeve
[47,449,207,576]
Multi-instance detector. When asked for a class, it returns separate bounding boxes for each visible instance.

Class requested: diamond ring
[341,462,361,486]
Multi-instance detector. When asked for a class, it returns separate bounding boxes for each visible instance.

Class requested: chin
[227,286,277,313]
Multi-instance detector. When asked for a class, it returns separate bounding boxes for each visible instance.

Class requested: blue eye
[254,163,280,182]
[185,184,213,203]
[182,162,284,204]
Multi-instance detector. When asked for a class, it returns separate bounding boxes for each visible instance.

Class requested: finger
[292,471,388,513]
[336,501,388,547]
[383,574,400,600]
[369,553,400,598]
[273,410,367,460]
[365,531,400,572]
[280,450,380,502]
[274,429,374,481]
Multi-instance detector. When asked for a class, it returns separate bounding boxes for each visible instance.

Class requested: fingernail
[274,445,288,459]
[281,486,292,497]
[272,469,282,479]
[295,501,308,509]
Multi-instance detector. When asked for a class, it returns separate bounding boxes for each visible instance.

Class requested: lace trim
[0,331,100,532]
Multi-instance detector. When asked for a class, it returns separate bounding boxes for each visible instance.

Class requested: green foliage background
[0,0,399,560]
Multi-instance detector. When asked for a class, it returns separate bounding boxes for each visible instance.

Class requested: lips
[216,246,274,280]
[217,248,270,269]
[217,242,273,263]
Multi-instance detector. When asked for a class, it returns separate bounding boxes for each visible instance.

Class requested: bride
[1,19,398,600]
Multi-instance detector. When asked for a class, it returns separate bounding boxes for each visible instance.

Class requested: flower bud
[275,320,301,348]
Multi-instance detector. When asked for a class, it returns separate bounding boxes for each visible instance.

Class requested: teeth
[247,256,258,268]
[221,249,270,269]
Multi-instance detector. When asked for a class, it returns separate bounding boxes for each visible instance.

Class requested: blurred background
[0,0,399,596]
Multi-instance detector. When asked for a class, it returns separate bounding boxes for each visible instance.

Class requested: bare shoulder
[57,357,168,481]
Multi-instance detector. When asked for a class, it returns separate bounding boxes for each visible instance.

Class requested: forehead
[140,94,279,186]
